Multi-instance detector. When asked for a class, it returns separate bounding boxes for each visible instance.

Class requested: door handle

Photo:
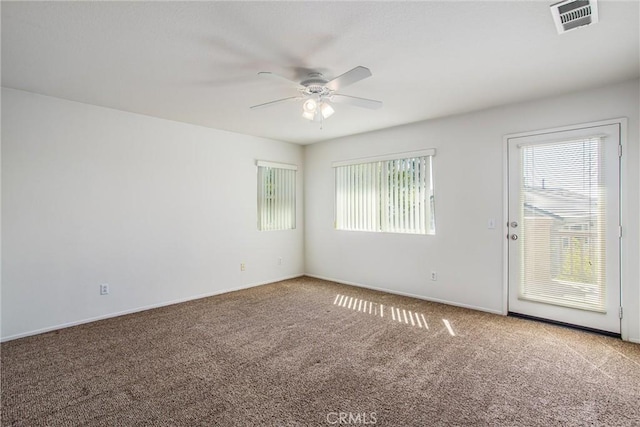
[510,234,518,240]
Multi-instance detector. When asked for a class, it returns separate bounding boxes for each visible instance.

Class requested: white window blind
[334,150,435,235]
[519,137,606,312]
[257,161,297,231]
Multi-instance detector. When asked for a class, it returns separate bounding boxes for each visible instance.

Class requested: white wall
[1,88,304,341]
[304,79,640,342]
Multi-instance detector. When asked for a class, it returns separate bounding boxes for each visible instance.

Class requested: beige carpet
[2,276,639,426]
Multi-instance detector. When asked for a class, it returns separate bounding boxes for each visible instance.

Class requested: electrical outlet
[100,283,109,295]
[430,271,437,281]
[240,263,246,271]
[278,257,283,265]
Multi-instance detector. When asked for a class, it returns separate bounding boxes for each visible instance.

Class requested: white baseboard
[1,274,304,342]
[305,274,503,315]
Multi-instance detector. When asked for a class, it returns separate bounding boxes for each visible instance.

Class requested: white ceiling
[2,1,638,145]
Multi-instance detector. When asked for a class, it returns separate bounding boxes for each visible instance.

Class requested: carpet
[2,276,639,426]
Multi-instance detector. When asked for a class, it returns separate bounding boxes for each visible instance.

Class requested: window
[520,136,608,311]
[257,161,297,231]
[333,150,435,234]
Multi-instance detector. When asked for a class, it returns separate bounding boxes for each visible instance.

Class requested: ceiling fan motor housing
[301,73,332,97]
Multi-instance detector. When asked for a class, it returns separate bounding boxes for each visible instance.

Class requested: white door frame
[502,118,629,340]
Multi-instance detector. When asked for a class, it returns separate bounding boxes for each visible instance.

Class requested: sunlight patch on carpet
[332,293,456,335]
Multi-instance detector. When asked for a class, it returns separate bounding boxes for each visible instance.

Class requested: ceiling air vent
[550,0,599,34]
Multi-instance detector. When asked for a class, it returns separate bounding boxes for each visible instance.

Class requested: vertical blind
[333,150,435,235]
[257,161,297,231]
[519,137,606,312]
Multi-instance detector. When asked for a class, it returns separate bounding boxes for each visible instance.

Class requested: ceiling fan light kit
[302,110,315,121]
[320,102,334,119]
[251,66,382,127]
[303,98,317,113]
[300,97,334,122]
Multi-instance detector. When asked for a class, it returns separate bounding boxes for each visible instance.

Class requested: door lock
[510,221,518,228]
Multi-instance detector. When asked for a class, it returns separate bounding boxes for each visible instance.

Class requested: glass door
[507,123,621,333]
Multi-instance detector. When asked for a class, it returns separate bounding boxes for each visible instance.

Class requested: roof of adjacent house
[524,187,597,220]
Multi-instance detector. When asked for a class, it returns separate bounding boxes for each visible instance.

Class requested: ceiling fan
[250,66,382,124]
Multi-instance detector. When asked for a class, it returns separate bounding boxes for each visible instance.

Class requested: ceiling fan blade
[258,71,304,89]
[331,94,382,110]
[250,96,301,110]
[325,66,372,91]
